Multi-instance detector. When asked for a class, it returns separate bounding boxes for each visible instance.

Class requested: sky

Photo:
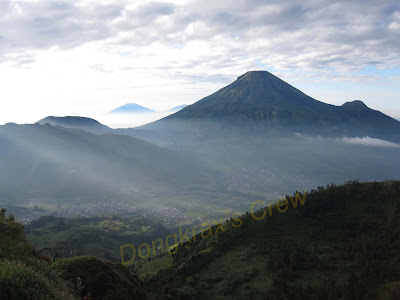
[1,0,400,127]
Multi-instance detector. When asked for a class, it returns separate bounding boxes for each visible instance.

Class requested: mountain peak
[169,104,187,112]
[110,103,154,113]
[341,100,369,110]
[238,70,274,79]
[160,70,322,123]
[236,70,284,84]
[144,70,400,142]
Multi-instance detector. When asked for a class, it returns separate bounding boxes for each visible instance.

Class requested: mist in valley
[1,116,400,226]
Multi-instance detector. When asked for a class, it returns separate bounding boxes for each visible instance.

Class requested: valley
[1,70,400,299]
[2,1,400,298]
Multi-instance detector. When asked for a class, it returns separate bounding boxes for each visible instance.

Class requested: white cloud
[340,137,400,148]
[0,0,399,125]
[2,0,399,72]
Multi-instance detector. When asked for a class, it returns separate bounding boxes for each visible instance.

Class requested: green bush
[52,256,148,300]
[0,260,75,300]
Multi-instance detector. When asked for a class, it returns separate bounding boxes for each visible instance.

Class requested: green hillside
[3,181,400,299]
[25,215,171,262]
[0,208,76,299]
[135,180,400,299]
[0,208,148,300]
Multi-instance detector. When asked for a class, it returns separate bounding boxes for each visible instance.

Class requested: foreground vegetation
[26,215,170,262]
[136,180,400,299]
[0,209,148,300]
[2,180,400,299]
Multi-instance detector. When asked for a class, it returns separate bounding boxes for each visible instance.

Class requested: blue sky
[0,0,399,126]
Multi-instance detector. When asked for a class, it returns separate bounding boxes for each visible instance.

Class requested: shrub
[0,260,75,300]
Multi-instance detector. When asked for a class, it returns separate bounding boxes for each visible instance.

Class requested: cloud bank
[0,0,399,124]
[1,0,400,76]
[340,137,400,148]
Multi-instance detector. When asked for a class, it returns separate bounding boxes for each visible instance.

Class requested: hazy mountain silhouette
[169,104,187,112]
[110,103,154,113]
[37,116,112,134]
[0,123,219,202]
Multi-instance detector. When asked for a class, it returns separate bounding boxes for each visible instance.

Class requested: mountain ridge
[0,123,220,203]
[36,116,111,134]
[142,71,400,142]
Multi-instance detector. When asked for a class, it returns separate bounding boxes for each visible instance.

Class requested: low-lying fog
[94,112,174,128]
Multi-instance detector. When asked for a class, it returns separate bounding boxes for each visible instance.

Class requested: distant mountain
[166,71,335,123]
[169,104,187,112]
[110,103,154,113]
[36,116,111,134]
[142,71,400,142]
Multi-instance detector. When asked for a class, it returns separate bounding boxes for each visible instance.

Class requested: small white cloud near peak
[340,136,400,147]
